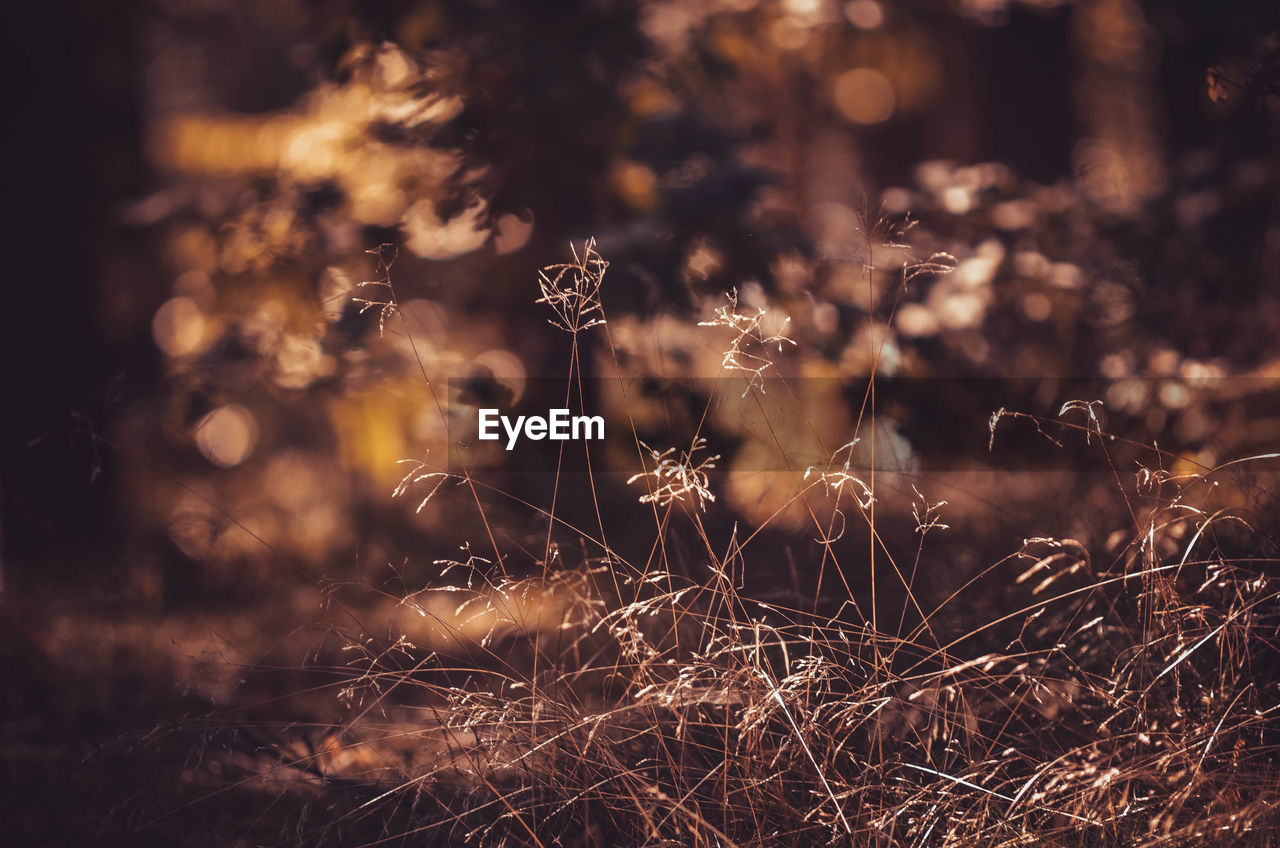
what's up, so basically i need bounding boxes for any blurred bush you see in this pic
[115,0,1280,601]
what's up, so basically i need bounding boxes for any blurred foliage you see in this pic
[110,0,1280,602]
[12,4,1280,846]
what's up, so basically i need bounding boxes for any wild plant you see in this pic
[231,237,1280,848]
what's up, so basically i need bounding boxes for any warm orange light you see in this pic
[833,68,895,125]
[195,404,259,468]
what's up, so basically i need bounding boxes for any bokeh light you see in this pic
[152,296,209,357]
[833,67,896,125]
[194,404,259,468]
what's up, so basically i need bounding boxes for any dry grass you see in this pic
[219,237,1280,848]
